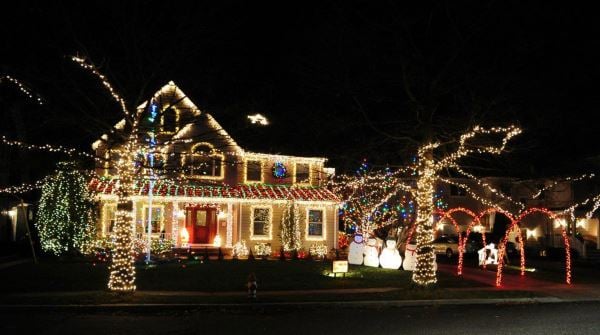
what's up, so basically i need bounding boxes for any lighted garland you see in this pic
[35,163,97,256]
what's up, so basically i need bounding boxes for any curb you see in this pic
[3,296,599,312]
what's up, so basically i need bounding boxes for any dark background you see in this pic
[2,0,600,187]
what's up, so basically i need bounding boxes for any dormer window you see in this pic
[246,160,262,183]
[186,143,224,179]
[295,163,310,184]
[161,107,178,133]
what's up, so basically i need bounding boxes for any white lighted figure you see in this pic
[403,243,417,271]
[379,239,402,270]
[363,238,380,268]
[180,227,189,247]
[478,243,498,266]
[247,113,269,125]
[348,233,365,265]
[213,234,222,247]
[403,243,437,272]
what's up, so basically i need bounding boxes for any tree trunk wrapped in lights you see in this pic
[108,138,138,292]
[412,155,437,285]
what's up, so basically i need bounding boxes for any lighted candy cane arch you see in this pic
[435,208,480,275]
[495,207,571,286]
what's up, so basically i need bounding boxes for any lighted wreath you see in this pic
[272,162,288,179]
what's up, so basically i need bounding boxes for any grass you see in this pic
[0,258,550,305]
[0,258,484,294]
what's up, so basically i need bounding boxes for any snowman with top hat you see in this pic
[348,233,365,265]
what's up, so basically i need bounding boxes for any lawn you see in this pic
[0,258,547,305]
[0,258,485,293]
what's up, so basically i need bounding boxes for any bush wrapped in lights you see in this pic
[254,242,272,258]
[309,243,328,259]
[232,240,249,258]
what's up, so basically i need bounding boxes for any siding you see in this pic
[240,203,336,253]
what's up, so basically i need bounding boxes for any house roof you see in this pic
[89,178,339,202]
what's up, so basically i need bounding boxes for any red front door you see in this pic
[186,207,217,244]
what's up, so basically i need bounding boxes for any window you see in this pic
[190,155,222,177]
[246,160,262,182]
[295,163,310,184]
[187,143,223,178]
[450,185,466,197]
[162,108,178,133]
[252,207,271,238]
[143,206,163,233]
[105,205,116,234]
[196,211,207,226]
[307,209,324,237]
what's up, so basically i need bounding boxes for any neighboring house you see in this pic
[90,82,339,252]
[435,177,600,250]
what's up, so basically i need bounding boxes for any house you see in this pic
[90,82,339,254]
[435,177,600,252]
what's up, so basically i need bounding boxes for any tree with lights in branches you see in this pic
[331,126,523,286]
[1,60,146,291]
[2,58,267,292]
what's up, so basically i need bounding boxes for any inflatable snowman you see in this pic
[348,234,365,265]
[379,239,402,270]
[363,238,380,267]
[402,243,437,272]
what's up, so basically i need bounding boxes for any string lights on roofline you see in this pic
[0,75,44,105]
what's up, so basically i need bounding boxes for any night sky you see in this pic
[2,1,600,186]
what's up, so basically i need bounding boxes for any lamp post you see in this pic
[10,195,37,264]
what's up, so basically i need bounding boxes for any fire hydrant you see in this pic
[247,272,257,299]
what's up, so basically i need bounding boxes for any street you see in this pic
[1,301,598,335]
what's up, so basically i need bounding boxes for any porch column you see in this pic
[333,204,339,250]
[226,202,233,247]
[597,218,599,250]
[172,201,180,247]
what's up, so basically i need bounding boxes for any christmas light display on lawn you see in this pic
[332,126,522,286]
[434,206,573,286]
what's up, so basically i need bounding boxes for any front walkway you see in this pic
[437,263,600,300]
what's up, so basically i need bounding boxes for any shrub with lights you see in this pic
[36,162,97,256]
[280,200,301,252]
